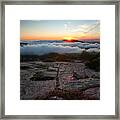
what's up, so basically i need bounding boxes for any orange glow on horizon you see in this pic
[20,36,63,41]
[21,36,100,41]
[21,33,100,41]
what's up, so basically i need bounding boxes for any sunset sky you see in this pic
[20,20,100,41]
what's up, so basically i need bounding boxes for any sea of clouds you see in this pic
[20,41,100,55]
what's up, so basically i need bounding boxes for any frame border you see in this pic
[0,0,119,119]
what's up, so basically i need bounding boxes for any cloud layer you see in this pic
[21,40,100,55]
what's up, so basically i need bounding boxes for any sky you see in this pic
[20,20,100,41]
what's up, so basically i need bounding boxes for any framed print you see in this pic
[0,0,119,119]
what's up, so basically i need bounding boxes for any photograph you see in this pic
[20,20,100,100]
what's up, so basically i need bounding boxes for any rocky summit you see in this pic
[20,61,100,100]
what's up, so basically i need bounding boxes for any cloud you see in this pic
[86,48,100,52]
[64,21,100,35]
[21,41,100,55]
[21,43,83,55]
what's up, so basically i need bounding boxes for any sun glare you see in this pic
[64,36,73,40]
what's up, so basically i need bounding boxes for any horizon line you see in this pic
[20,39,100,41]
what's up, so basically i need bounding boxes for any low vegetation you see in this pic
[21,51,100,72]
